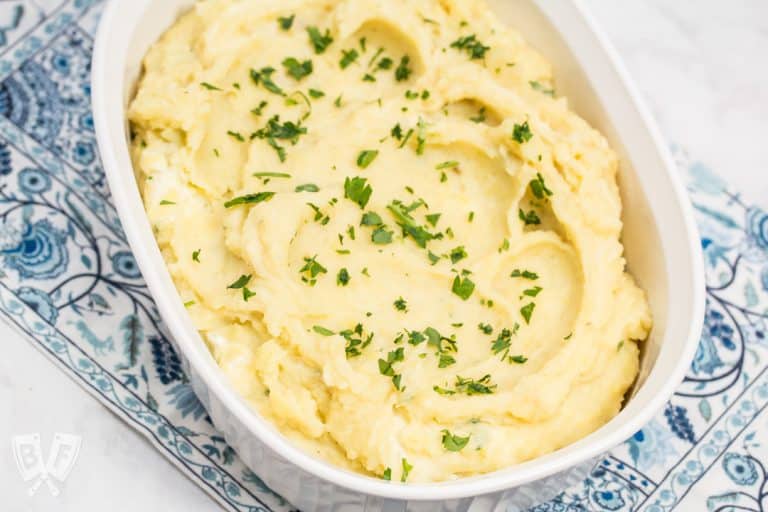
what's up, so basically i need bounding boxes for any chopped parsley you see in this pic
[436,161,459,170]
[307,203,330,225]
[520,302,536,324]
[449,246,468,264]
[441,430,470,452]
[192,249,201,263]
[344,177,373,209]
[382,468,392,481]
[308,88,325,99]
[342,323,374,358]
[340,49,359,69]
[510,269,539,280]
[617,340,625,351]
[200,82,222,91]
[361,211,383,226]
[371,226,394,244]
[252,115,307,162]
[395,56,412,81]
[184,300,195,308]
[518,208,541,225]
[224,192,275,208]
[478,323,493,335]
[282,57,313,80]
[159,200,176,206]
[512,121,533,143]
[387,200,436,248]
[529,80,555,96]
[250,67,285,96]
[470,106,487,123]
[529,173,553,199]
[356,150,379,169]
[451,274,475,300]
[450,34,490,60]
[307,26,333,54]
[523,286,542,297]
[435,374,496,396]
[227,130,245,142]
[491,325,519,358]
[312,325,335,336]
[394,297,408,312]
[299,255,327,285]
[401,458,413,482]
[334,95,343,107]
[251,100,269,116]
[499,238,510,252]
[337,268,350,286]
[425,213,441,227]
[378,347,405,390]
[295,183,319,193]
[416,117,427,155]
[228,274,252,290]
[509,354,528,364]
[253,172,291,179]
[391,123,404,140]
[278,14,295,30]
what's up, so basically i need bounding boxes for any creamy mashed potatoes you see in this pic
[129,0,652,483]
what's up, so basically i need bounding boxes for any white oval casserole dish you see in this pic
[92,0,706,510]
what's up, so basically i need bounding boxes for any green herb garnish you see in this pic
[224,192,275,208]
[395,56,412,81]
[313,325,335,336]
[250,67,285,96]
[357,150,379,169]
[520,303,536,324]
[307,26,333,54]
[308,89,325,99]
[441,430,470,452]
[523,286,542,297]
[512,121,533,143]
[282,57,313,80]
[452,275,475,300]
[344,177,373,209]
[529,80,555,97]
[518,209,541,225]
[228,274,252,289]
[340,49,359,69]
[449,246,467,264]
[337,268,350,286]
[394,297,408,312]
[436,161,459,170]
[510,269,538,280]
[278,14,295,30]
[529,173,553,199]
[200,82,222,91]
[450,34,490,60]
[299,255,327,285]
[295,183,319,193]
[192,249,201,263]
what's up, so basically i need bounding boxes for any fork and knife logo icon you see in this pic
[12,433,81,496]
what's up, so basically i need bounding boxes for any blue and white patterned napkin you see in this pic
[0,2,766,511]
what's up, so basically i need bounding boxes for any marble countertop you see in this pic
[2,1,767,510]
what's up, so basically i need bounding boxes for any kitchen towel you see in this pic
[0,1,766,510]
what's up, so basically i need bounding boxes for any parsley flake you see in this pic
[307,26,333,54]
[278,14,295,30]
[224,192,275,208]
[395,56,412,81]
[450,34,490,60]
[520,302,536,324]
[510,269,539,280]
[282,57,313,80]
[356,150,379,169]
[340,49,359,69]
[529,173,553,199]
[441,430,470,452]
[394,297,408,312]
[299,255,327,285]
[512,121,533,143]
[518,208,541,225]
[295,183,319,193]
[337,268,350,286]
[344,177,373,209]
[452,275,475,300]
[250,67,285,96]
[192,249,201,263]
[200,82,222,91]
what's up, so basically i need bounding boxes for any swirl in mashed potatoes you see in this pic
[129,0,652,483]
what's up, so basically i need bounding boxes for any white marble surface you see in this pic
[1,1,767,510]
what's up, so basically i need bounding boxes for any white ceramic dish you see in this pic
[92,0,706,510]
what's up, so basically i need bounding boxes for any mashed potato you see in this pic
[129,0,652,483]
